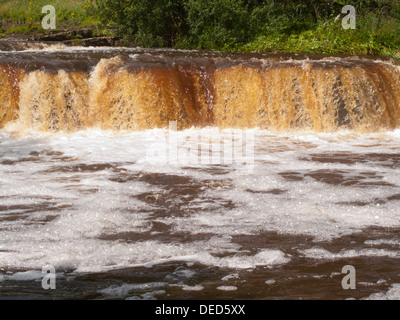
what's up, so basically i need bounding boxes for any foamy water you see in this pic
[1,128,400,299]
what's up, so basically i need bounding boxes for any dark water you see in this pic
[3,230,400,300]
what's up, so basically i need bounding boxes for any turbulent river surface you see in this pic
[1,43,400,300]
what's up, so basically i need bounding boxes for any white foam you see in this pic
[6,270,42,281]
[173,268,196,279]
[0,237,290,273]
[2,129,400,274]
[222,273,239,281]
[181,285,204,291]
[99,282,167,297]
[364,239,400,247]
[208,249,290,269]
[363,284,400,300]
[299,247,400,260]
[126,290,166,300]
[217,286,237,291]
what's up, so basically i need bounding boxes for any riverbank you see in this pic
[1,0,399,61]
[0,0,103,47]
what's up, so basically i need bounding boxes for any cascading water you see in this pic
[1,45,400,300]
[2,49,400,133]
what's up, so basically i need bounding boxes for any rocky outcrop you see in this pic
[32,29,118,46]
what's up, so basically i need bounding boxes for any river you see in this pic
[1,44,400,300]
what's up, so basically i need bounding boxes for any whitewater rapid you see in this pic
[1,128,400,299]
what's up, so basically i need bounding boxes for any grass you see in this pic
[0,0,99,32]
[239,13,400,60]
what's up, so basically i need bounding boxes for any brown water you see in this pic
[1,45,400,300]
[1,46,400,133]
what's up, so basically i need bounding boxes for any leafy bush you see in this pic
[93,0,400,58]
[184,0,250,49]
[97,0,188,47]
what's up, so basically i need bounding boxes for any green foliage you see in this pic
[5,24,41,35]
[1,0,400,59]
[249,1,316,36]
[184,0,250,49]
[242,0,400,59]
[94,0,399,58]
[96,0,188,47]
[0,0,99,30]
